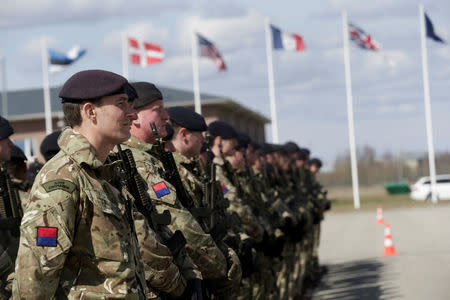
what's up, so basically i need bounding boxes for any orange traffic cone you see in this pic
[382,224,398,256]
[376,206,384,224]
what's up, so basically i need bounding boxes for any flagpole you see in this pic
[122,32,129,79]
[0,50,8,118]
[419,4,438,203]
[191,32,201,114]
[41,37,52,134]
[264,18,279,143]
[342,11,361,210]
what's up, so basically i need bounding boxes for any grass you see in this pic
[326,185,450,212]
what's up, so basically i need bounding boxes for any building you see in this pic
[1,85,269,161]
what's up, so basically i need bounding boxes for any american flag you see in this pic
[128,37,164,67]
[348,22,381,51]
[197,33,226,71]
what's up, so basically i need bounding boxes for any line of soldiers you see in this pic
[0,69,330,300]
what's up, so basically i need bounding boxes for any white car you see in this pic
[410,174,450,201]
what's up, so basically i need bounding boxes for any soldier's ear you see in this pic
[81,102,96,122]
[178,127,187,138]
[132,111,141,127]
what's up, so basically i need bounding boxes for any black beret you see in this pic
[309,158,322,168]
[207,121,238,139]
[40,131,62,162]
[163,123,174,141]
[258,143,276,155]
[132,82,163,109]
[283,141,300,154]
[300,148,310,156]
[298,148,309,161]
[59,70,137,103]
[250,141,260,150]
[0,116,13,140]
[168,106,207,132]
[10,145,27,162]
[236,133,251,150]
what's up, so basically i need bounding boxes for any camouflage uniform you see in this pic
[12,128,147,299]
[213,156,263,244]
[122,136,225,282]
[133,211,193,299]
[173,152,242,299]
[213,156,264,300]
[0,177,27,298]
[235,167,280,300]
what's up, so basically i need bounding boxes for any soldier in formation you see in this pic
[1,73,330,300]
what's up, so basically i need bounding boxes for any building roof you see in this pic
[1,85,269,123]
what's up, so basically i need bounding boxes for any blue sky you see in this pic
[1,0,450,170]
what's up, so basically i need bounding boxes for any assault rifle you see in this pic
[0,162,22,236]
[148,125,205,300]
[197,133,231,242]
[112,145,186,257]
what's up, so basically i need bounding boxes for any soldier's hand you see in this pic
[226,247,242,284]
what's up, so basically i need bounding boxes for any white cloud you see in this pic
[366,50,411,70]
[177,10,265,53]
[377,103,416,114]
[436,46,450,60]
[0,0,188,28]
[102,22,170,58]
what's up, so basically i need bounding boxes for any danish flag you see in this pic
[128,37,164,67]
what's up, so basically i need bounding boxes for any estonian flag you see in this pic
[48,45,86,73]
[270,24,305,52]
[425,13,445,43]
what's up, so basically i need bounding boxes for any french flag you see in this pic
[270,24,305,52]
[48,45,86,73]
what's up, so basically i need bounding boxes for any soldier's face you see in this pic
[134,100,169,140]
[93,93,137,144]
[232,150,245,168]
[310,164,319,174]
[246,146,256,165]
[185,130,205,157]
[221,138,237,157]
[0,137,13,161]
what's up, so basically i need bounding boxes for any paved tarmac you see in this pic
[313,204,450,300]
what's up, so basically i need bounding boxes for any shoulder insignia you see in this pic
[42,179,76,193]
[37,227,58,247]
[221,184,229,195]
[152,181,170,198]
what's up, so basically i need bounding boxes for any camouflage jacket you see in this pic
[172,152,242,288]
[213,156,263,244]
[122,136,226,280]
[12,128,147,299]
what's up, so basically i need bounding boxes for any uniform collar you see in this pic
[213,156,225,166]
[173,151,192,164]
[58,127,104,169]
[123,135,154,152]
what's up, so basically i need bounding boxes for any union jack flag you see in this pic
[348,22,381,51]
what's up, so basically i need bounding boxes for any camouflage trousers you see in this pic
[251,252,278,300]
[237,277,252,300]
[276,241,296,300]
[301,226,314,283]
[311,223,321,272]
